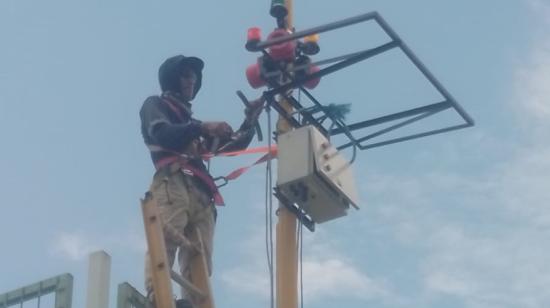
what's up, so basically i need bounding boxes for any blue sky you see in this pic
[1,1,550,307]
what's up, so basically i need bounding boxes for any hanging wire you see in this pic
[265,102,275,308]
[335,122,358,165]
[264,151,273,304]
[296,89,305,308]
[264,110,271,307]
[297,218,304,308]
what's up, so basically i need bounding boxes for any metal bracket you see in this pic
[236,90,263,142]
[249,11,474,151]
[273,187,315,232]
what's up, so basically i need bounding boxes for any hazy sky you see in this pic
[1,1,550,307]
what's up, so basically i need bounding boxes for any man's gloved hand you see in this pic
[200,121,234,140]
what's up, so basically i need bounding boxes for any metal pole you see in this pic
[275,0,298,307]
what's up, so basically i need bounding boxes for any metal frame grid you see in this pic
[0,274,73,308]
[250,11,474,151]
[116,282,151,308]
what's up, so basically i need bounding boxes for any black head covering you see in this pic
[158,55,204,99]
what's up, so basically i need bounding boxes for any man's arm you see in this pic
[152,122,202,152]
[140,96,202,152]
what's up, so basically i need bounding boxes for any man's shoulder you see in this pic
[143,95,162,105]
[140,95,164,112]
[140,95,171,123]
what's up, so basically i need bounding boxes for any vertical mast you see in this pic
[275,0,298,307]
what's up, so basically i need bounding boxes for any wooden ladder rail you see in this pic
[141,192,215,308]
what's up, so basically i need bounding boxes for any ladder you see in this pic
[141,192,215,308]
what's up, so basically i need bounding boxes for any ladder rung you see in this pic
[164,223,202,255]
[170,270,206,300]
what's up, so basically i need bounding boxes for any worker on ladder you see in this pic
[140,54,263,307]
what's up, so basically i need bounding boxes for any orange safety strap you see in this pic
[202,145,278,159]
[207,145,278,184]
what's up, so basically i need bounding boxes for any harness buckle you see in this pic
[213,176,228,188]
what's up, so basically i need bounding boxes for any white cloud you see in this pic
[515,0,550,122]
[49,229,146,262]
[50,232,98,261]
[389,5,550,304]
[302,258,387,300]
[220,229,273,300]
[527,0,550,19]
[422,224,550,308]
[220,226,389,303]
[360,141,550,308]
[221,265,270,297]
[515,42,550,119]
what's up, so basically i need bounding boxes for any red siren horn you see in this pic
[304,65,321,89]
[267,29,296,61]
[246,62,266,89]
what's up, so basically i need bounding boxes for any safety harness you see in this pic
[148,96,277,206]
[154,154,226,206]
[148,96,226,206]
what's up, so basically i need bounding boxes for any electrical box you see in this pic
[277,125,359,224]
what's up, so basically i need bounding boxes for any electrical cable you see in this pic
[265,143,272,286]
[297,89,305,308]
[299,219,304,308]
[337,123,358,165]
[265,102,275,308]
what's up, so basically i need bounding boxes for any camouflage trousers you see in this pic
[145,164,216,302]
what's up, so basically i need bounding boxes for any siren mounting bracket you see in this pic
[247,11,474,151]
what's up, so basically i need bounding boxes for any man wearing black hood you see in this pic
[140,55,263,306]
